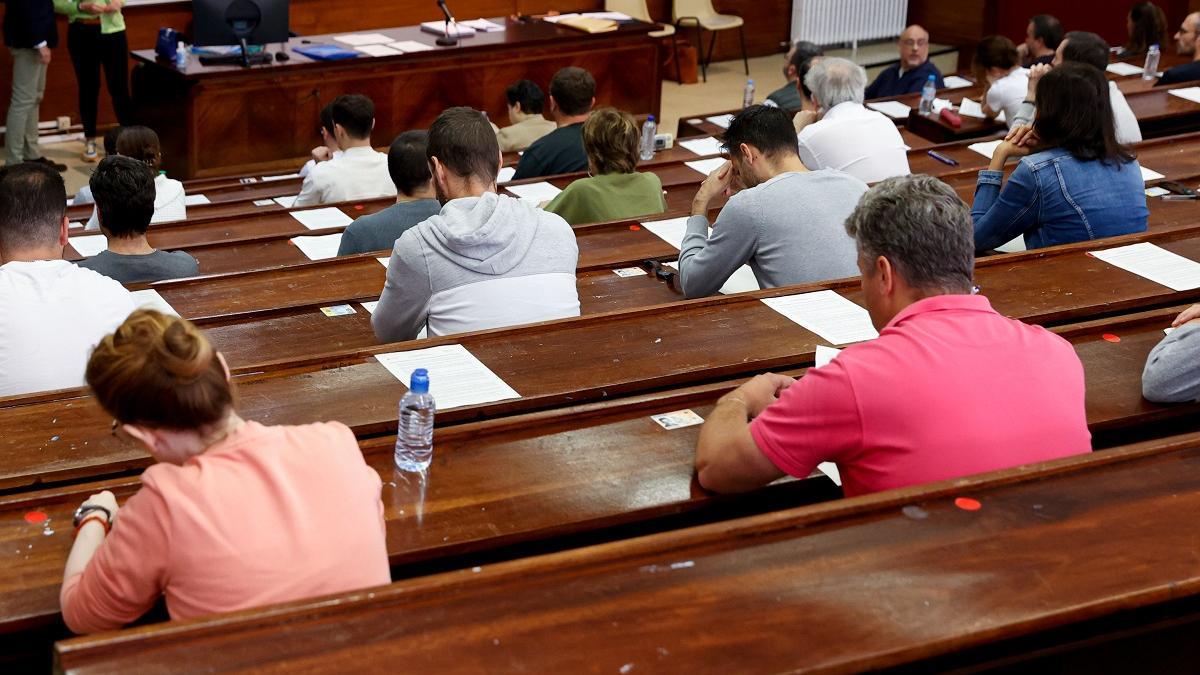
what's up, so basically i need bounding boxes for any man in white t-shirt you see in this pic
[1010,31,1142,145]
[0,163,135,397]
[793,57,911,184]
[293,94,396,208]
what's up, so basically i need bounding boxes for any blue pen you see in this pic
[927,150,959,166]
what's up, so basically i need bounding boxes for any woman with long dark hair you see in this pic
[1120,2,1169,57]
[972,62,1148,253]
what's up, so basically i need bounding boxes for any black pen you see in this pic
[927,150,958,166]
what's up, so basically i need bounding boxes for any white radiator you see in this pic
[791,0,909,47]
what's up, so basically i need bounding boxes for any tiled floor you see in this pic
[43,44,957,193]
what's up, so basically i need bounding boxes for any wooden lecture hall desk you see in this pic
[130,17,661,179]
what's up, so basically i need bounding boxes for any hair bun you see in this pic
[157,320,214,380]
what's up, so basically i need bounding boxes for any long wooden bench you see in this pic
[0,303,1194,646]
[8,221,1200,492]
[51,430,1200,673]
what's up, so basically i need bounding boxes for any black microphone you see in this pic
[435,0,458,46]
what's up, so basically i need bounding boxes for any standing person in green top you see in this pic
[543,107,666,226]
[54,0,133,162]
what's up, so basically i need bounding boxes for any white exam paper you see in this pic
[357,44,404,57]
[506,182,562,204]
[459,18,505,32]
[817,462,842,486]
[261,173,302,183]
[391,40,434,52]
[968,139,1004,159]
[1140,165,1166,182]
[1106,62,1145,76]
[706,114,735,129]
[377,257,390,268]
[360,300,379,314]
[959,98,1004,121]
[866,100,912,119]
[184,194,210,206]
[685,158,727,177]
[290,207,353,230]
[497,166,517,183]
[942,75,973,89]
[641,217,690,249]
[1168,87,1200,105]
[814,345,841,369]
[130,289,180,317]
[760,290,879,345]
[678,137,724,157]
[375,344,520,410]
[68,235,106,257]
[274,195,298,208]
[334,33,395,46]
[290,233,344,260]
[1090,242,1200,291]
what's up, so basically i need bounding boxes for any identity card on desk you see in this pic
[375,344,520,410]
[760,290,879,345]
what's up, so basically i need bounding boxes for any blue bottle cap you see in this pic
[409,368,430,394]
[927,74,936,80]
[647,115,655,122]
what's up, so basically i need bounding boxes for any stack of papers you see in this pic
[543,12,631,23]
[967,139,1004,159]
[1106,62,1145,76]
[68,235,106,257]
[375,344,520,410]
[866,101,912,119]
[290,233,344,260]
[706,114,735,129]
[290,207,353,230]
[459,18,505,32]
[334,33,394,46]
[1090,242,1200,291]
[261,173,302,183]
[1168,87,1200,104]
[685,158,727,177]
[942,75,973,89]
[678,137,724,157]
[420,21,475,37]
[506,182,562,204]
[760,290,879,345]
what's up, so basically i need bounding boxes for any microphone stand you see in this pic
[436,0,459,46]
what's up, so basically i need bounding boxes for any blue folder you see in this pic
[294,44,360,61]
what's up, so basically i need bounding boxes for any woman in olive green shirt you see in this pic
[53,0,132,162]
[544,107,667,226]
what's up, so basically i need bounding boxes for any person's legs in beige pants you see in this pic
[6,48,47,164]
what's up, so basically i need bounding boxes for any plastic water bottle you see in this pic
[174,41,189,70]
[394,369,435,472]
[742,79,755,108]
[639,115,657,161]
[919,74,937,115]
[1143,44,1160,80]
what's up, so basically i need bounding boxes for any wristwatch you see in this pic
[73,503,113,528]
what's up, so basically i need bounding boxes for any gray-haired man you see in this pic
[793,57,910,183]
[693,175,1090,497]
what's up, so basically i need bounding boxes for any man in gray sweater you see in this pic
[1143,304,1200,403]
[679,105,867,299]
[372,107,580,343]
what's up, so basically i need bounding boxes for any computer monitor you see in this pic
[193,0,290,48]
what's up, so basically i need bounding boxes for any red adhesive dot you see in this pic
[354,204,364,211]
[954,497,982,512]
[629,225,641,231]
[1102,333,1121,343]
[24,511,48,524]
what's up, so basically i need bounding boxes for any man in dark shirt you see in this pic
[1018,14,1062,67]
[766,41,823,110]
[512,67,594,180]
[77,156,199,283]
[864,25,944,99]
[1157,12,1200,86]
[338,130,441,256]
[4,0,66,170]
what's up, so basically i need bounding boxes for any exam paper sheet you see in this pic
[506,182,562,204]
[706,114,735,129]
[290,207,354,230]
[866,101,912,119]
[942,75,973,88]
[1105,62,1144,76]
[678,137,724,157]
[685,158,727,177]
[68,235,106,257]
[290,233,344,260]
[375,344,520,410]
[1090,242,1200,291]
[760,290,879,345]
[130,289,180,317]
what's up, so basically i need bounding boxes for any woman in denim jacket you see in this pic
[971,62,1148,253]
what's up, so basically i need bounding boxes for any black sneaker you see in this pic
[28,156,68,172]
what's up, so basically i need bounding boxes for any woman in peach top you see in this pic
[61,309,391,634]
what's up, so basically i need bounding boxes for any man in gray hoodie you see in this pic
[1143,303,1200,403]
[372,107,581,343]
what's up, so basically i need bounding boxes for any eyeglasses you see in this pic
[900,39,928,48]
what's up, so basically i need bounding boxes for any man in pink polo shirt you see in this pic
[693,174,1091,498]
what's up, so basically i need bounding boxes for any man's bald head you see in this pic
[1177,12,1200,57]
[898,24,930,70]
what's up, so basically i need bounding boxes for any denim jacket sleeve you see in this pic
[971,161,1040,253]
